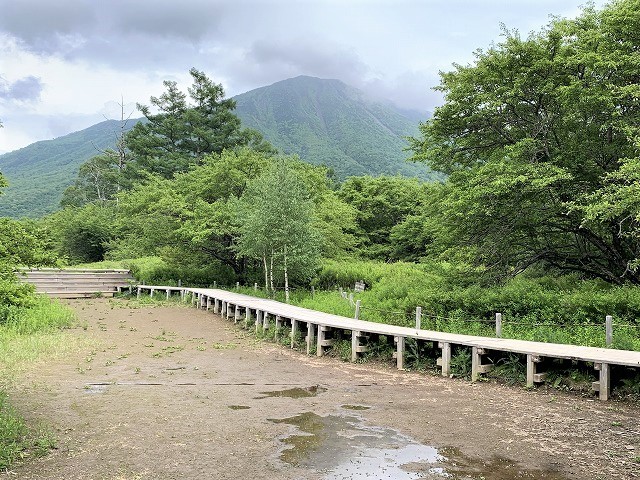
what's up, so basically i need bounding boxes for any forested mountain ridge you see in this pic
[234,76,435,180]
[0,119,138,218]
[0,76,434,218]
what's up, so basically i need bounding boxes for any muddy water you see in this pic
[257,385,327,399]
[269,412,568,480]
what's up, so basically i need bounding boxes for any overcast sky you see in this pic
[0,0,608,154]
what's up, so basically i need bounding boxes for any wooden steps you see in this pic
[17,268,134,299]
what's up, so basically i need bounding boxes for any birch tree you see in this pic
[236,157,321,301]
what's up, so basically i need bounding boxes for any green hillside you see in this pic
[0,76,436,219]
[0,120,138,218]
[234,76,436,180]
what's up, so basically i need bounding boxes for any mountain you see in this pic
[0,76,436,218]
[0,119,138,218]
[234,76,434,180]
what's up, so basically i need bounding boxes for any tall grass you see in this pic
[0,295,75,469]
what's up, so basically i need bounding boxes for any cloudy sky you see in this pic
[0,0,607,154]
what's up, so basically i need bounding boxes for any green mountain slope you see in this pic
[0,120,137,218]
[234,76,435,180]
[0,76,435,219]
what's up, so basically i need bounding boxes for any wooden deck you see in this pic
[137,285,640,401]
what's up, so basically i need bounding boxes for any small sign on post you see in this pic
[354,281,365,293]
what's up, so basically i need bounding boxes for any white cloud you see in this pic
[0,0,610,153]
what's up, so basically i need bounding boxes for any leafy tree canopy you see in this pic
[409,0,640,284]
[236,157,322,296]
[338,176,429,261]
[125,68,274,180]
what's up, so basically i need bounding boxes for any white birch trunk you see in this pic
[263,254,269,291]
[284,245,290,303]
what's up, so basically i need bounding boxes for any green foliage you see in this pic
[0,296,74,334]
[404,338,435,371]
[312,259,640,349]
[44,203,116,264]
[450,348,472,379]
[337,176,430,260]
[0,218,58,272]
[236,157,322,291]
[487,354,526,386]
[409,0,640,284]
[0,217,58,314]
[126,68,272,181]
[60,153,129,207]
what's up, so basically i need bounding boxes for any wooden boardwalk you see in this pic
[137,285,640,401]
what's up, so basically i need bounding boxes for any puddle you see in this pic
[228,405,251,410]
[341,404,370,411]
[442,447,567,480]
[257,385,327,399]
[269,412,568,480]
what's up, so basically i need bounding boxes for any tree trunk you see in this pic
[269,250,275,294]
[262,254,269,292]
[283,245,289,303]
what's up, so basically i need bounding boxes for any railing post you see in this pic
[606,315,613,346]
[354,300,361,320]
[496,312,502,338]
[415,306,422,330]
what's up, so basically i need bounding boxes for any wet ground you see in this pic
[3,299,639,480]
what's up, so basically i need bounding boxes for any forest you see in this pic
[2,0,640,356]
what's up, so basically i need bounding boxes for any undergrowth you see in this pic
[0,295,74,470]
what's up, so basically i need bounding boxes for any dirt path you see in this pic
[3,299,639,480]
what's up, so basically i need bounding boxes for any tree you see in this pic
[0,217,58,311]
[62,98,134,208]
[409,0,640,284]
[45,204,117,264]
[338,176,428,260]
[126,68,274,180]
[60,154,124,207]
[236,157,321,301]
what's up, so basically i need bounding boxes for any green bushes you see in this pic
[73,256,234,287]
[313,259,640,349]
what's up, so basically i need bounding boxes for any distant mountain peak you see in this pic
[233,76,436,181]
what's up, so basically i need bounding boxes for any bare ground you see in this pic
[2,298,639,480]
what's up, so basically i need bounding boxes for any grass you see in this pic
[0,295,76,470]
[0,391,55,470]
[0,296,76,375]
